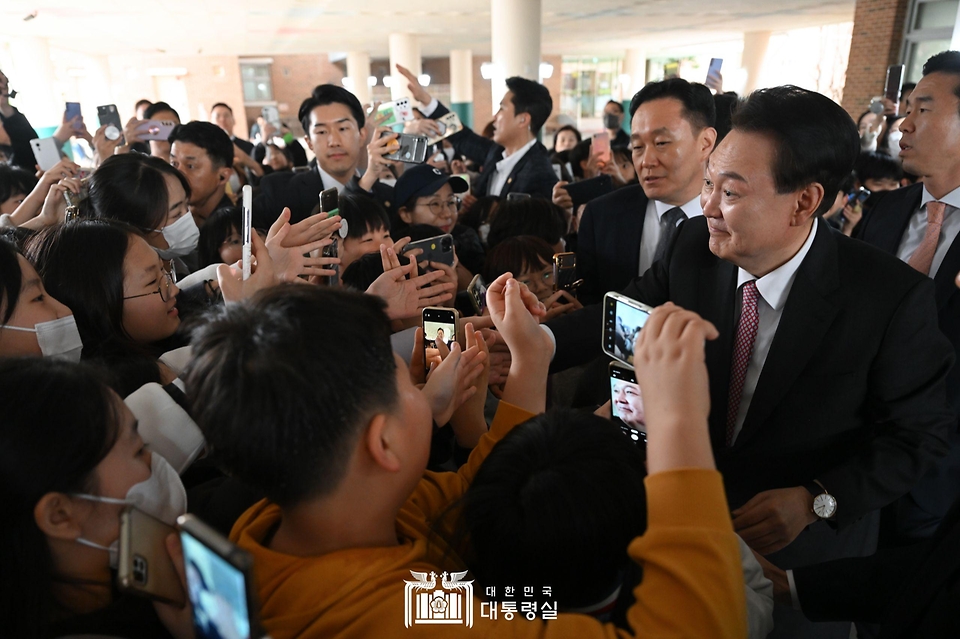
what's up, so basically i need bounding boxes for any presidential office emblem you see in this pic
[404,570,474,628]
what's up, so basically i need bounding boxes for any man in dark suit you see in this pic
[396,65,558,200]
[211,102,255,156]
[253,85,394,228]
[856,51,960,543]
[570,79,717,304]
[546,86,954,638]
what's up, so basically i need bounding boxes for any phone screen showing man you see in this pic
[180,531,253,639]
[610,368,647,445]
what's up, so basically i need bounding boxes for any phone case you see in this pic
[118,507,185,606]
[427,112,464,144]
[30,138,61,172]
[602,292,654,367]
[137,120,177,141]
[402,234,455,268]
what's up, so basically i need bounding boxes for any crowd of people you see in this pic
[1,42,960,639]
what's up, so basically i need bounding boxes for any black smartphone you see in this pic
[506,192,531,201]
[97,104,125,144]
[320,188,341,285]
[552,252,580,295]
[178,514,264,639]
[884,64,905,115]
[422,306,459,369]
[402,233,455,270]
[118,507,185,606]
[602,292,654,368]
[609,362,647,446]
[468,273,487,314]
[564,174,614,208]
[382,132,429,163]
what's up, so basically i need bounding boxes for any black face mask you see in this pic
[603,113,621,130]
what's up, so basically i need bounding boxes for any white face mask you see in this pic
[227,172,242,196]
[73,452,187,568]
[154,213,200,260]
[2,315,83,362]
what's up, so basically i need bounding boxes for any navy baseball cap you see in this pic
[394,165,468,207]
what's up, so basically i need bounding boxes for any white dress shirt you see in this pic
[638,195,704,275]
[487,138,537,197]
[729,218,819,443]
[896,184,960,278]
[317,165,353,195]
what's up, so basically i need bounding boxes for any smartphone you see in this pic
[320,188,341,285]
[427,111,464,144]
[178,514,264,639]
[602,292,654,368]
[118,506,185,606]
[422,306,459,363]
[846,187,871,207]
[884,64,905,115]
[552,252,581,296]
[706,58,723,84]
[609,362,647,445]
[564,174,614,208]
[97,104,125,144]
[506,192,531,201]
[591,132,611,165]
[468,273,488,314]
[65,102,82,130]
[30,137,61,172]
[402,233,456,269]
[382,132,429,163]
[377,98,414,128]
[260,105,281,129]
[136,120,178,141]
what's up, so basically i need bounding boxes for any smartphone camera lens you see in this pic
[133,555,148,585]
[441,237,452,251]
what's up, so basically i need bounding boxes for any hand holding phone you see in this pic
[602,292,653,367]
[884,64,905,116]
[401,233,455,270]
[118,507,186,606]
[422,306,459,372]
[564,174,614,208]
[381,131,429,163]
[319,188,343,285]
[65,102,82,130]
[552,252,580,296]
[591,132,611,165]
[609,362,647,445]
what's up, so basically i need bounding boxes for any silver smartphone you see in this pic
[602,292,653,368]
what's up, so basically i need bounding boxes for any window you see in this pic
[903,0,958,82]
[240,63,273,103]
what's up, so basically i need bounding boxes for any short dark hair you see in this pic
[0,235,23,325]
[300,85,366,134]
[486,198,567,249]
[900,81,917,100]
[168,121,234,169]
[341,251,386,292]
[855,151,903,184]
[713,92,738,143]
[143,101,180,122]
[87,154,192,232]
[505,77,553,135]
[551,124,582,152]
[461,409,647,608]
[731,85,859,216]
[481,235,554,284]
[184,285,399,507]
[0,164,36,206]
[922,51,960,115]
[605,99,624,113]
[210,102,233,114]
[568,139,592,179]
[135,99,153,111]
[337,193,390,239]
[629,78,716,132]
[197,206,241,268]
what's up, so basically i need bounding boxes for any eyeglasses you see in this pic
[123,270,175,303]
[419,197,461,216]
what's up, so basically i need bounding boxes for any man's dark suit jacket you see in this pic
[576,184,649,304]
[794,495,960,638]
[430,102,558,200]
[548,216,954,530]
[252,164,395,228]
[856,182,960,536]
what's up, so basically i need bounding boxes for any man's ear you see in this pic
[34,492,85,541]
[699,126,718,154]
[219,167,233,183]
[793,183,824,226]
[364,413,401,473]
[303,135,314,155]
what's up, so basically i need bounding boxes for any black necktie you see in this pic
[653,207,686,264]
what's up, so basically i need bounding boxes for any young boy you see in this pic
[184,278,746,638]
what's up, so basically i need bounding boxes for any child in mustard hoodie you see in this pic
[185,275,747,638]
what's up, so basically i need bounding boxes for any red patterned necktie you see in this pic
[726,280,760,446]
[907,201,946,276]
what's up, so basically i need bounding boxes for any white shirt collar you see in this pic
[737,218,819,311]
[496,138,537,174]
[653,195,703,221]
[316,164,358,194]
[920,184,960,210]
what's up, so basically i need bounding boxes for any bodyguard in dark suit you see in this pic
[856,51,960,542]
[396,65,558,200]
[574,79,717,304]
[546,86,954,638]
[253,85,395,228]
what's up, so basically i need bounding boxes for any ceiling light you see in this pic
[367,75,377,87]
[418,74,431,87]
[383,76,395,88]
[539,63,554,79]
[341,77,355,90]
[480,62,497,80]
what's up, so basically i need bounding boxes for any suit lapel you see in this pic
[870,185,922,255]
[616,187,647,277]
[704,259,738,450]
[934,231,960,311]
[735,222,841,446]
[500,143,540,196]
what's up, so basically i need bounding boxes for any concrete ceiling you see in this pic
[0,0,855,58]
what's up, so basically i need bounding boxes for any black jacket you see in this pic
[430,102,558,200]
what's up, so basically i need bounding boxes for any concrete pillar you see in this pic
[388,33,422,102]
[621,48,647,118]
[490,0,542,113]
[346,51,372,106]
[742,31,772,95]
[5,37,61,131]
[450,49,474,127]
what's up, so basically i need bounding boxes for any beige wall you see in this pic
[244,55,344,139]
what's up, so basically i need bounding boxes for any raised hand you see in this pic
[217,230,279,303]
[395,63,433,105]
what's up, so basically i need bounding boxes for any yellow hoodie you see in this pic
[231,402,747,638]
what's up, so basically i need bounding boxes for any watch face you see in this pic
[813,494,837,519]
